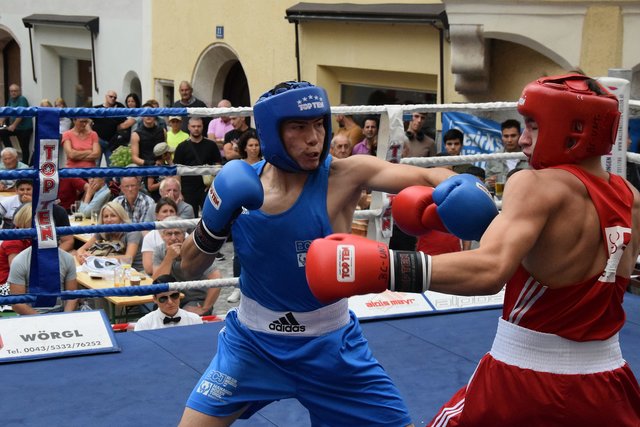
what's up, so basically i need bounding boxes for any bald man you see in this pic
[207,99,235,151]
[172,81,210,132]
[330,134,352,159]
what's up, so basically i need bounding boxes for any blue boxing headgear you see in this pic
[253,81,332,173]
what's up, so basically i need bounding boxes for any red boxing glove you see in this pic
[306,233,431,303]
[306,234,390,303]
[392,186,448,236]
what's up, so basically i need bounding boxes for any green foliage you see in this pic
[110,146,132,167]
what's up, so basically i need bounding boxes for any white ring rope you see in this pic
[168,278,239,291]
[186,101,520,118]
[176,165,222,176]
[353,209,383,220]
[627,152,640,164]
[401,152,527,167]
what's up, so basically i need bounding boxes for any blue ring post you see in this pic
[30,107,62,307]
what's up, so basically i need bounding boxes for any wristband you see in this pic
[192,220,228,255]
[389,250,431,293]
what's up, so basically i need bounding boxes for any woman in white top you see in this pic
[141,198,179,275]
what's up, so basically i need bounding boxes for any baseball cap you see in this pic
[168,116,183,122]
[153,142,175,157]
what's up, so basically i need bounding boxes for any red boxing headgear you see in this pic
[517,73,620,169]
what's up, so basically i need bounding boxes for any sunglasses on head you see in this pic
[157,292,180,303]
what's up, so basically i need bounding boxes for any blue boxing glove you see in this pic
[393,175,497,242]
[431,174,498,241]
[193,160,264,254]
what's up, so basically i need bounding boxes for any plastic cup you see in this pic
[129,274,141,286]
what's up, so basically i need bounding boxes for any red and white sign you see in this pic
[349,288,505,320]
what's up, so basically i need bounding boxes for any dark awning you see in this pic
[22,14,99,33]
[22,14,99,91]
[286,3,448,28]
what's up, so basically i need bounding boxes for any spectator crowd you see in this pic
[0,80,549,329]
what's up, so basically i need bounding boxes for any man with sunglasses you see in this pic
[134,274,202,331]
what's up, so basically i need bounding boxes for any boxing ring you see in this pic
[1,76,640,425]
[1,295,638,426]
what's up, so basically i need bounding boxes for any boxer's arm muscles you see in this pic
[180,234,217,279]
[429,170,551,295]
[336,155,455,194]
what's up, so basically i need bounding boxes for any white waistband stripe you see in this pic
[490,318,625,374]
[237,294,350,336]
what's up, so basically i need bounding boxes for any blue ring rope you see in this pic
[4,106,220,305]
[0,219,198,240]
[0,165,179,180]
[0,106,188,118]
[1,283,171,304]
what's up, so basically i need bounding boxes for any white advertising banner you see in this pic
[0,310,120,363]
[349,288,505,320]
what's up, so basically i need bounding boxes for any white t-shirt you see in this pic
[0,195,23,227]
[141,230,163,253]
[134,307,202,331]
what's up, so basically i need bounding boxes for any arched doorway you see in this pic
[192,43,251,108]
[0,28,20,105]
[223,61,250,108]
[123,71,142,102]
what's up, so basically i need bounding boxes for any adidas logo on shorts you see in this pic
[269,312,306,333]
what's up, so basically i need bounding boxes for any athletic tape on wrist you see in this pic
[193,220,228,255]
[388,250,431,293]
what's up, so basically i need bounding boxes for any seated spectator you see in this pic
[158,177,194,220]
[113,176,156,223]
[0,180,74,251]
[0,147,29,191]
[0,203,33,300]
[79,177,112,218]
[10,245,79,315]
[134,274,203,331]
[146,142,175,201]
[237,130,262,165]
[0,179,33,229]
[58,177,88,213]
[166,116,189,152]
[329,134,352,159]
[62,118,101,168]
[152,218,221,316]
[130,102,166,166]
[141,198,179,275]
[76,201,143,271]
